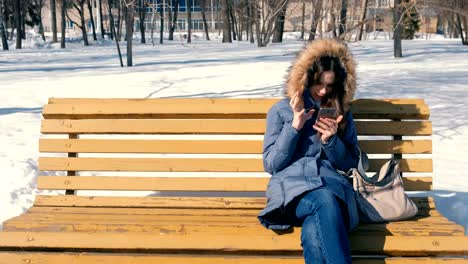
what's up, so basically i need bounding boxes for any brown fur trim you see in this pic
[285,39,357,112]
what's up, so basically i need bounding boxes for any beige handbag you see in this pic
[353,150,418,223]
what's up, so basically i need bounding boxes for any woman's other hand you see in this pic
[313,115,344,144]
[290,91,315,131]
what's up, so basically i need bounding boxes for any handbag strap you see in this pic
[356,148,398,185]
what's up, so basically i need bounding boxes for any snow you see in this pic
[1,33,467,234]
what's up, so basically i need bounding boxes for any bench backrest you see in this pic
[36,98,432,209]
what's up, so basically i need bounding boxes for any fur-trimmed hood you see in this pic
[285,39,357,112]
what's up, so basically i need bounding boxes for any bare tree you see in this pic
[228,0,237,40]
[456,13,467,45]
[51,0,58,42]
[221,0,231,42]
[87,0,97,40]
[168,0,178,40]
[108,1,123,66]
[251,0,289,47]
[14,0,20,48]
[356,0,369,41]
[247,0,254,43]
[0,0,8,50]
[272,1,287,42]
[309,0,322,41]
[394,0,402,57]
[300,0,305,39]
[187,0,192,42]
[68,0,89,45]
[35,0,47,41]
[159,0,163,44]
[60,0,67,48]
[338,0,347,36]
[124,2,135,66]
[98,0,105,38]
[200,0,210,40]
[138,0,146,43]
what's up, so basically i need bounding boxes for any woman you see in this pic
[258,39,360,263]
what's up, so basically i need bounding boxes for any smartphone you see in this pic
[316,107,337,121]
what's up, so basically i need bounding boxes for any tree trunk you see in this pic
[247,0,254,43]
[139,0,146,43]
[330,0,337,37]
[187,0,192,43]
[78,1,89,45]
[228,0,236,40]
[61,0,66,48]
[456,13,467,45]
[15,0,21,49]
[0,0,8,50]
[166,1,172,42]
[21,10,26,39]
[221,0,231,42]
[272,2,287,43]
[87,0,97,41]
[356,0,368,41]
[253,0,261,47]
[338,0,347,37]
[393,0,402,58]
[200,0,210,40]
[309,0,322,41]
[98,0,105,38]
[300,0,305,39]
[125,5,134,66]
[117,3,122,41]
[169,0,178,40]
[108,2,123,66]
[159,0,163,44]
[51,0,58,42]
[464,16,468,45]
[38,0,46,41]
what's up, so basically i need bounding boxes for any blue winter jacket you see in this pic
[258,91,360,231]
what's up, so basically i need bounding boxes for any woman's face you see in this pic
[309,71,335,102]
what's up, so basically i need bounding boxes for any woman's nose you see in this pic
[318,86,327,95]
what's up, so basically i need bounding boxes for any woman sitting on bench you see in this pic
[258,39,360,264]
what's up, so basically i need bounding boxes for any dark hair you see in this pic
[305,56,348,132]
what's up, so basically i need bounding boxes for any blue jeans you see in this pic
[286,187,352,264]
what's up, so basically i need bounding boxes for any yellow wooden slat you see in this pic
[43,100,276,119]
[369,159,433,173]
[359,140,432,154]
[32,196,434,209]
[350,99,430,120]
[41,119,432,135]
[39,139,432,154]
[354,121,432,136]
[36,176,432,191]
[0,232,467,256]
[39,139,264,154]
[1,252,467,264]
[41,119,266,134]
[38,157,263,172]
[38,157,433,173]
[44,98,429,120]
[48,98,425,105]
[24,204,436,217]
[4,217,462,237]
[33,195,266,208]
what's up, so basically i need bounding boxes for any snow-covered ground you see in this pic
[1,33,467,234]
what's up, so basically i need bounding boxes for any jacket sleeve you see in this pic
[262,105,300,175]
[321,111,359,172]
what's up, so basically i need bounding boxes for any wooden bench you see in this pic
[1,98,467,263]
